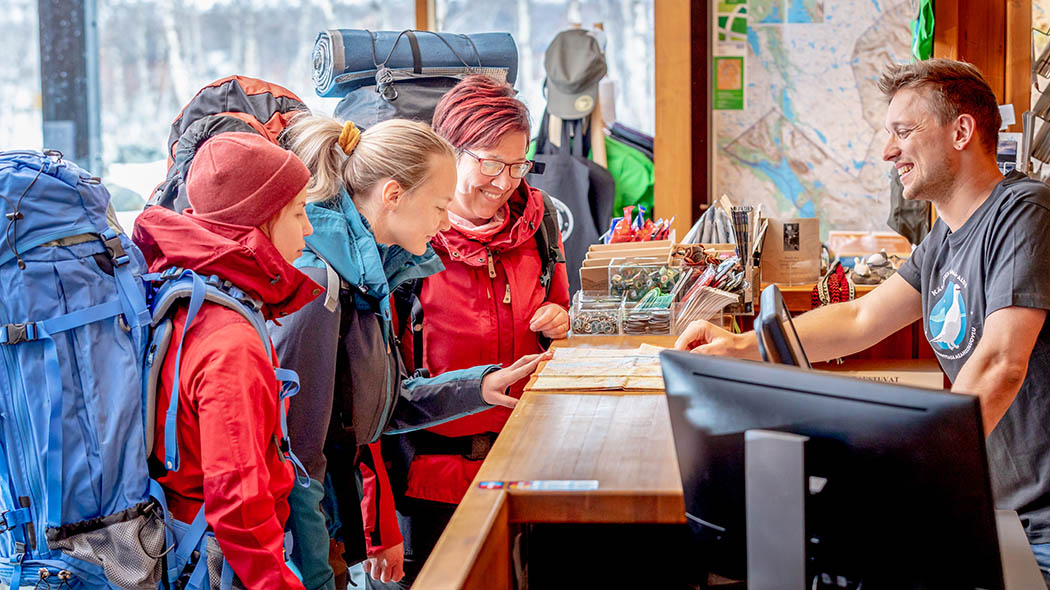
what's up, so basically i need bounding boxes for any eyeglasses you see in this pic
[461,149,534,179]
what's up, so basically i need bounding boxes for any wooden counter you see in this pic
[414,334,942,588]
[414,338,685,590]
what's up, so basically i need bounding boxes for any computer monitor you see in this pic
[755,284,810,368]
[660,351,1003,589]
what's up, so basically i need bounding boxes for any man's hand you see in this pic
[673,319,760,360]
[481,351,554,408]
[364,542,404,584]
[529,304,569,340]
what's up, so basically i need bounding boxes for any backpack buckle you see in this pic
[0,507,32,534]
[274,435,291,461]
[102,234,130,266]
[1,323,38,346]
[159,267,182,281]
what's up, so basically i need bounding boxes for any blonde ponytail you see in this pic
[284,114,454,204]
[282,114,346,202]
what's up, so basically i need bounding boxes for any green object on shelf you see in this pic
[912,0,934,61]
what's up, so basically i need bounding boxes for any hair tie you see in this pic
[338,121,361,155]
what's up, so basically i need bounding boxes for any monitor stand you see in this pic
[743,429,1043,590]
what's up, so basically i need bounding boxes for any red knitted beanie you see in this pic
[186,132,310,227]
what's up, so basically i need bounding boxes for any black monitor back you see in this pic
[660,350,1002,589]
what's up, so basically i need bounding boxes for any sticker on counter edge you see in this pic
[477,481,505,489]
[507,480,600,491]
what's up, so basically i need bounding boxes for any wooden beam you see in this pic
[933,0,959,61]
[1006,0,1032,132]
[654,0,700,235]
[934,0,1007,101]
[415,0,434,31]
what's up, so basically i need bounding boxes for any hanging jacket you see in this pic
[270,190,501,590]
[401,180,570,504]
[132,206,321,590]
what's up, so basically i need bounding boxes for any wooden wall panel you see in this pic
[1006,0,1033,132]
[935,0,1032,130]
[654,1,699,234]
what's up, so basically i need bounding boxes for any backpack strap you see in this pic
[535,189,566,300]
[0,285,141,529]
[392,280,426,375]
[148,269,310,486]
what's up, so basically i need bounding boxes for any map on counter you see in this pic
[714,0,913,239]
[531,346,667,391]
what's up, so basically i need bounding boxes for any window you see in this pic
[436,0,655,136]
[0,0,42,151]
[97,0,414,221]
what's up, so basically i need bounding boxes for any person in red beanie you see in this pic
[132,131,319,590]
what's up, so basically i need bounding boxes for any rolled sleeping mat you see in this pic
[312,29,518,98]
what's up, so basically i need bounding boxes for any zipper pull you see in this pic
[503,283,512,304]
[486,249,496,278]
[19,496,36,550]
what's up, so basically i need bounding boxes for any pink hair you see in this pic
[432,75,531,150]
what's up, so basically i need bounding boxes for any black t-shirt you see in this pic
[897,170,1050,542]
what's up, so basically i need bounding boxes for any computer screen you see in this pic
[660,351,1003,589]
[755,284,810,368]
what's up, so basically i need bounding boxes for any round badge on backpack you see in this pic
[549,195,575,241]
[574,95,594,114]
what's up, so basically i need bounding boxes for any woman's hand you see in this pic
[480,351,554,408]
[529,303,569,340]
[364,542,404,584]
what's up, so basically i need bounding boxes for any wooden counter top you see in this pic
[413,335,935,588]
[414,338,684,590]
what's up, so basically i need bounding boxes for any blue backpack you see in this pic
[0,150,306,589]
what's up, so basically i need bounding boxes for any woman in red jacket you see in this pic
[132,132,318,590]
[377,75,571,589]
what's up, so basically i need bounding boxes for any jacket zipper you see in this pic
[0,346,43,553]
[372,317,397,443]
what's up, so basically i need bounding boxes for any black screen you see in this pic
[660,351,1003,589]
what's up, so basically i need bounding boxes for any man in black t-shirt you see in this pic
[676,58,1050,583]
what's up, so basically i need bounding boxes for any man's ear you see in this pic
[953,114,978,151]
[380,179,404,210]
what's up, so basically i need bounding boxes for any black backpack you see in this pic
[148,76,309,212]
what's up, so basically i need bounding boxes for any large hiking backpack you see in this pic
[149,76,309,213]
[0,150,162,589]
[315,29,517,127]
[0,150,308,589]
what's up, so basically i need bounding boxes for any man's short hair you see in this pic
[878,59,1001,154]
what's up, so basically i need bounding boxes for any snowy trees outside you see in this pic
[1,0,653,213]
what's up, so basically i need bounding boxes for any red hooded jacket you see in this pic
[407,181,570,503]
[133,206,321,590]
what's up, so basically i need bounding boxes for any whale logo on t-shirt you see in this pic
[929,280,967,350]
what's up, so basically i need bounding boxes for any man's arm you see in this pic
[951,306,1047,436]
[675,273,923,363]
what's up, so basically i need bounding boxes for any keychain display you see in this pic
[610,264,680,301]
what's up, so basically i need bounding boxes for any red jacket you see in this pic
[407,181,570,503]
[133,206,320,590]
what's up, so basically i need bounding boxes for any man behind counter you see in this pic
[675,59,1050,584]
